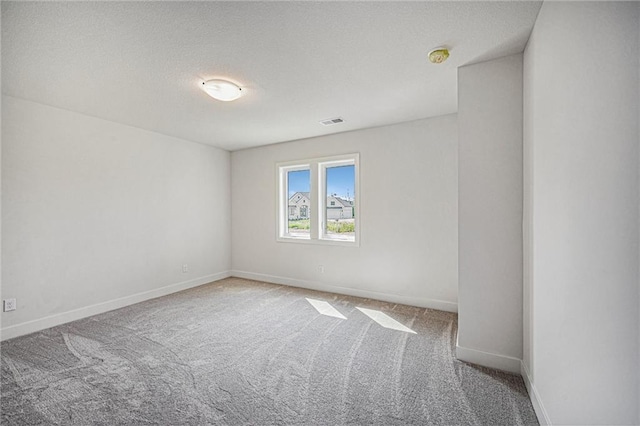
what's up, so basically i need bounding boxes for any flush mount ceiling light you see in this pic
[428,47,450,64]
[201,79,243,101]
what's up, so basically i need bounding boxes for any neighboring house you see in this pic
[327,195,354,220]
[288,192,310,220]
[288,193,354,220]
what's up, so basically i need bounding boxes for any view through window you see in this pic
[324,164,355,239]
[287,169,310,237]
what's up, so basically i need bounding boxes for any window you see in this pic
[283,167,310,238]
[321,161,356,241]
[277,153,359,245]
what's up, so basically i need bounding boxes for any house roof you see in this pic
[289,192,310,202]
[330,196,354,207]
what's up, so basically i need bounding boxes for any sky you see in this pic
[288,165,355,199]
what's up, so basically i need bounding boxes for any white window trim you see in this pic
[276,153,359,246]
[277,162,311,241]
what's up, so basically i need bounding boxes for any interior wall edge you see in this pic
[637,4,640,421]
[230,270,458,313]
[520,361,552,426]
[0,271,231,342]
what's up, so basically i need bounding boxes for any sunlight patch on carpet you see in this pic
[305,298,347,319]
[356,307,416,334]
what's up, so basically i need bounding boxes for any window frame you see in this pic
[278,163,311,240]
[276,153,359,246]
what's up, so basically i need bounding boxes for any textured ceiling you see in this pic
[2,2,541,151]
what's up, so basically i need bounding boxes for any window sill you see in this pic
[276,236,359,247]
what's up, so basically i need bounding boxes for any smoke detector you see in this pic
[428,47,450,64]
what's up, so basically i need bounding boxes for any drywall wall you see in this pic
[522,21,537,413]
[457,54,523,373]
[0,50,3,335]
[231,115,458,311]
[523,44,534,382]
[1,96,231,339]
[523,2,640,424]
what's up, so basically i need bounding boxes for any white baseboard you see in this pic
[230,270,458,313]
[521,361,552,425]
[0,271,231,341]
[455,338,522,374]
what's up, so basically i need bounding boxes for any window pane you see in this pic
[287,169,310,237]
[325,164,355,240]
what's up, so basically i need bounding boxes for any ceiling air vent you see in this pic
[320,117,344,126]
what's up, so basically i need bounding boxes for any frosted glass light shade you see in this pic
[202,79,243,101]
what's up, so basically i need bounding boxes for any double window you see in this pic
[277,153,359,245]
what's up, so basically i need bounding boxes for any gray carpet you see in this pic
[1,277,538,425]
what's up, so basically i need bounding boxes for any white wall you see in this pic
[457,54,523,373]
[1,96,231,339]
[523,2,640,424]
[231,115,458,311]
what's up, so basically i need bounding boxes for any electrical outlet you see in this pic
[3,298,16,312]
[318,265,324,273]
[182,264,188,273]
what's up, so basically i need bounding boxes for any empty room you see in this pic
[1,1,639,425]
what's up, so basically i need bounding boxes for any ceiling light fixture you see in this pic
[201,79,243,101]
[428,47,450,64]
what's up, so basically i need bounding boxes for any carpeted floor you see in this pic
[1,277,539,425]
